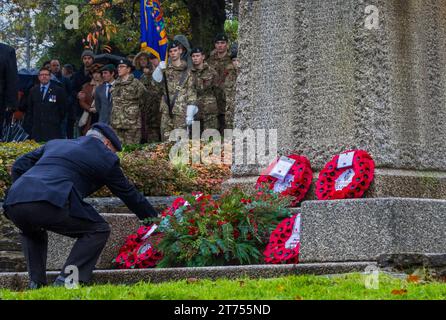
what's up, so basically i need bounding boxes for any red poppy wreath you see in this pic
[114,224,163,269]
[256,155,313,206]
[264,213,301,264]
[114,196,191,269]
[315,150,375,200]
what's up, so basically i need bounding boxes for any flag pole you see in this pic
[163,70,173,118]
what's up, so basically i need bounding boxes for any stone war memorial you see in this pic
[227,0,446,268]
[0,0,445,295]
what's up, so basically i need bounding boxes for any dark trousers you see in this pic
[5,201,110,285]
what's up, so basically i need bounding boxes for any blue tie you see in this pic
[41,86,46,100]
[107,84,112,101]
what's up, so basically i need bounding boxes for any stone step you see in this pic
[0,251,27,272]
[48,213,141,270]
[47,209,299,270]
[0,261,376,291]
[0,196,218,215]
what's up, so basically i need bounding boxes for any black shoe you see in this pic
[52,275,66,287]
[28,281,46,290]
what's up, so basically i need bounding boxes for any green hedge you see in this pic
[0,141,231,199]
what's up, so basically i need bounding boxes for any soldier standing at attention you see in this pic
[140,53,163,142]
[153,41,197,142]
[190,47,220,132]
[110,59,148,145]
[207,33,238,132]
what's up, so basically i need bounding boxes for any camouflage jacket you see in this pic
[154,60,197,118]
[207,50,237,90]
[110,74,147,129]
[141,70,163,100]
[191,62,220,115]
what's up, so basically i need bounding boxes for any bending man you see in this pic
[2,123,158,288]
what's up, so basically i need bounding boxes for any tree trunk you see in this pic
[187,0,226,53]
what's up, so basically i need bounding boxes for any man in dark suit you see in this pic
[0,43,19,139]
[28,67,67,142]
[95,64,116,125]
[3,123,159,288]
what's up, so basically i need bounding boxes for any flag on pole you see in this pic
[140,0,168,62]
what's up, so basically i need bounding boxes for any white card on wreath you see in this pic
[335,168,355,191]
[141,224,158,240]
[337,151,355,169]
[273,174,294,193]
[285,214,301,250]
[270,156,295,181]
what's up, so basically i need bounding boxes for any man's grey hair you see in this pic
[86,128,106,143]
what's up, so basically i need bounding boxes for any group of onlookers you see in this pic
[1,33,239,145]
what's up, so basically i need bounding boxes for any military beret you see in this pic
[214,33,229,43]
[91,123,122,152]
[168,40,181,50]
[100,64,116,73]
[117,59,133,68]
[190,47,204,55]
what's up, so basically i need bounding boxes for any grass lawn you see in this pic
[0,273,444,300]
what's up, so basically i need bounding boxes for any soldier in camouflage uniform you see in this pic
[110,59,148,145]
[153,41,197,142]
[140,53,163,142]
[207,33,238,131]
[190,47,221,132]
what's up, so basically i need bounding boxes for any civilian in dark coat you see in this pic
[70,51,95,133]
[94,64,116,124]
[3,123,158,288]
[0,43,19,138]
[28,68,66,142]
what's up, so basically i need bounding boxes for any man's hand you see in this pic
[186,105,198,126]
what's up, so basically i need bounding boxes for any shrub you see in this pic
[0,141,42,198]
[0,141,231,199]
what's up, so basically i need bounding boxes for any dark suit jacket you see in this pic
[28,83,66,142]
[3,136,158,222]
[71,67,92,119]
[0,43,18,127]
[94,83,113,125]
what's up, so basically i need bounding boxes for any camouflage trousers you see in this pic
[160,113,188,142]
[115,128,141,145]
[200,114,219,133]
